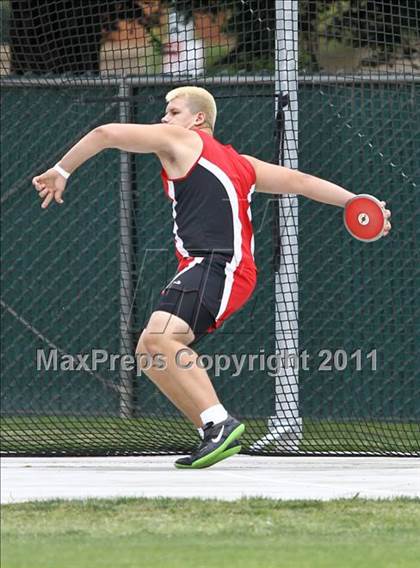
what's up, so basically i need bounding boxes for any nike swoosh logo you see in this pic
[212,426,224,444]
[173,280,181,285]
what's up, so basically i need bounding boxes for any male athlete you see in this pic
[33,86,391,469]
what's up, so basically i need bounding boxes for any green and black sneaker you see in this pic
[175,415,244,469]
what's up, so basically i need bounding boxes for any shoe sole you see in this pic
[175,443,242,470]
[175,423,245,470]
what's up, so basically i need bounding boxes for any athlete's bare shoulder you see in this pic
[159,124,203,157]
[159,126,204,178]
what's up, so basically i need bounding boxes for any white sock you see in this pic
[197,427,204,440]
[200,404,228,427]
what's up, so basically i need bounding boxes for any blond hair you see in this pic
[165,86,217,131]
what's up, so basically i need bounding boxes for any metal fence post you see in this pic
[119,78,134,418]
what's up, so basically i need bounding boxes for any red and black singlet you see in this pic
[160,129,257,329]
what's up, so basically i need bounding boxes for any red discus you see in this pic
[344,194,386,242]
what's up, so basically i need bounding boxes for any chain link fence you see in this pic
[1,1,419,455]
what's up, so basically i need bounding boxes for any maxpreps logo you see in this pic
[36,349,165,374]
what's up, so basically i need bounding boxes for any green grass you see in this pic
[1,415,419,455]
[2,498,420,568]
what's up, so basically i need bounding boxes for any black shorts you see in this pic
[154,256,227,344]
[153,254,257,344]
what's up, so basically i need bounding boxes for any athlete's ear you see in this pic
[194,111,206,127]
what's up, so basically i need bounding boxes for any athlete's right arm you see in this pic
[32,124,188,209]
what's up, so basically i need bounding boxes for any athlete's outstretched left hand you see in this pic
[32,169,67,209]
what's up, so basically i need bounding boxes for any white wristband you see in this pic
[53,163,71,180]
